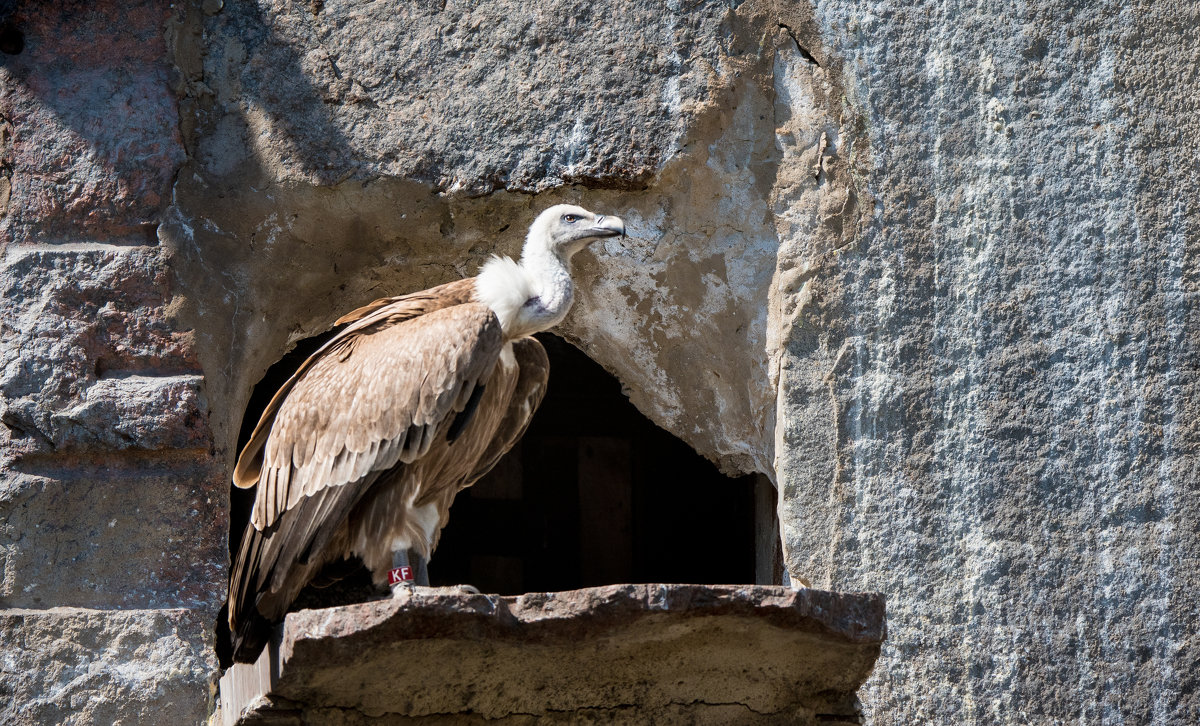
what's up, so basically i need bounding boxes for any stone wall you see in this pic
[1,0,1197,724]
[776,1,1200,722]
[0,2,221,724]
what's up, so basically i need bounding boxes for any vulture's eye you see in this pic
[562,214,580,223]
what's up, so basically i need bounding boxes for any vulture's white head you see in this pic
[477,204,625,338]
[522,204,626,263]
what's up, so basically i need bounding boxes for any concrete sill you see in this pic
[217,584,885,725]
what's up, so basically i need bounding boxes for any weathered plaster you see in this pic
[163,0,853,481]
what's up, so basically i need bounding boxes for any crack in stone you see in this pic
[778,23,820,67]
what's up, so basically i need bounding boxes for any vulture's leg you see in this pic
[388,549,417,597]
[412,550,430,587]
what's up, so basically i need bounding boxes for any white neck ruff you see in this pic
[474,249,574,339]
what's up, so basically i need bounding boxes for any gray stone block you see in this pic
[0,607,215,726]
[776,1,1200,723]
[0,457,226,611]
[0,246,208,455]
[190,0,732,193]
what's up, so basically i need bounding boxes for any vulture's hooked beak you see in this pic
[589,215,626,241]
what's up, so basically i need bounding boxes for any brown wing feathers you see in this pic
[228,289,505,660]
[464,338,550,483]
[232,278,477,491]
[425,337,551,552]
[249,303,501,531]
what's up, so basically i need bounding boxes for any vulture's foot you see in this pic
[384,584,481,599]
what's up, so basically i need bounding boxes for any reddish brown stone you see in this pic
[0,0,185,245]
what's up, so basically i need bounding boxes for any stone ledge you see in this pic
[219,584,885,725]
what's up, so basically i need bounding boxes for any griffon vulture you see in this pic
[227,204,625,662]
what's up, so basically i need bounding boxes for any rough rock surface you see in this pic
[0,3,184,246]
[219,585,884,725]
[776,2,1200,723]
[1,247,207,454]
[0,607,214,726]
[1,456,226,611]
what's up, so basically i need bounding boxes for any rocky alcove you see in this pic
[215,319,877,724]
[427,333,765,595]
[225,331,765,614]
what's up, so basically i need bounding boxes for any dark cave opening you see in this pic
[220,330,764,666]
[429,333,758,594]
